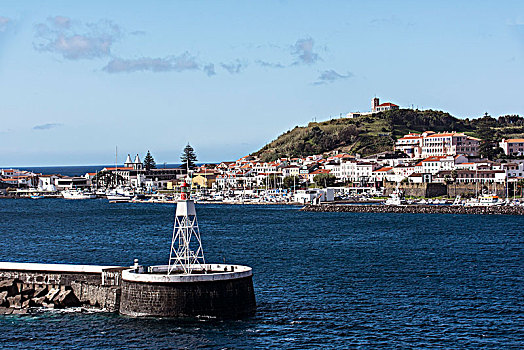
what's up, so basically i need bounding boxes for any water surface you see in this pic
[0,199,522,349]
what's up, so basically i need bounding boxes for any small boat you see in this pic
[62,189,96,199]
[464,194,504,207]
[30,194,45,199]
[107,194,132,202]
[385,186,407,206]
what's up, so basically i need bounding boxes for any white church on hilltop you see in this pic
[347,97,399,118]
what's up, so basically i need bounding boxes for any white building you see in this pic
[499,139,524,156]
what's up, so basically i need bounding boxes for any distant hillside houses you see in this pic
[347,97,399,118]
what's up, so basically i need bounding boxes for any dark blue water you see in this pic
[17,164,185,177]
[0,200,522,349]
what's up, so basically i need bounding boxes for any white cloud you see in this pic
[103,52,200,73]
[33,17,121,60]
[221,60,247,74]
[33,123,62,130]
[291,37,320,65]
[0,16,10,32]
[313,70,353,85]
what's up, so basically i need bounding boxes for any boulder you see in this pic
[0,279,18,296]
[11,309,28,315]
[30,296,46,307]
[0,291,8,306]
[52,289,80,309]
[41,302,55,309]
[0,307,13,315]
[20,285,35,297]
[45,288,60,302]
[7,295,21,309]
[34,286,48,298]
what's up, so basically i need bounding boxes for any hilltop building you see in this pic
[372,97,399,113]
[347,97,399,118]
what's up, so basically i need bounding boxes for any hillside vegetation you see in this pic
[254,109,524,161]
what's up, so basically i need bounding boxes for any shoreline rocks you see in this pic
[301,204,524,215]
[0,278,80,314]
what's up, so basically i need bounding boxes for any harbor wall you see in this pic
[119,275,256,318]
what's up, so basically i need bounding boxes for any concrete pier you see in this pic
[120,264,256,318]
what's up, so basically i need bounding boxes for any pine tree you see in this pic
[180,143,197,169]
[143,150,156,171]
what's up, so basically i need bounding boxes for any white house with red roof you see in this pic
[499,138,524,156]
[372,166,395,182]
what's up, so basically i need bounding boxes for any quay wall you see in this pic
[384,183,447,198]
[301,204,524,215]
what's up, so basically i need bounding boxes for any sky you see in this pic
[1,0,524,166]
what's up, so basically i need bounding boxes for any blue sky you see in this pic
[1,0,523,166]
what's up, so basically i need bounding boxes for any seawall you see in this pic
[301,204,524,215]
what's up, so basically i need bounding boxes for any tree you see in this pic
[313,174,336,188]
[143,150,156,171]
[283,176,300,189]
[180,143,198,169]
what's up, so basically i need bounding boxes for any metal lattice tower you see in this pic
[168,182,206,275]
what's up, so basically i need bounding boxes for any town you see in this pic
[2,99,524,206]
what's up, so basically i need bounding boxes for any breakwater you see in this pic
[301,204,524,215]
[0,262,124,314]
[0,262,255,318]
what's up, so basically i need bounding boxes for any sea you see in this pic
[0,199,522,349]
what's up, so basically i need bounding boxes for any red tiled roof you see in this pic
[373,167,393,172]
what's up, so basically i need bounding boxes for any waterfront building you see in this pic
[372,166,396,183]
[54,176,90,189]
[435,169,506,184]
[499,138,524,156]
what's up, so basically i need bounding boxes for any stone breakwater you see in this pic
[301,204,524,215]
[0,262,124,315]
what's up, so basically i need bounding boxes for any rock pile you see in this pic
[301,204,524,215]
[0,278,80,315]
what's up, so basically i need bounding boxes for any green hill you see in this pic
[254,109,524,161]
